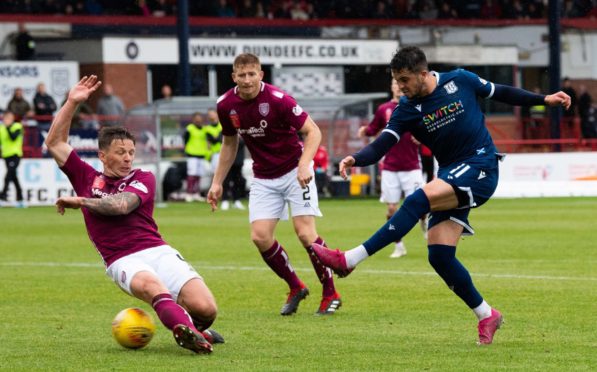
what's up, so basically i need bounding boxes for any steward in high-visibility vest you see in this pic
[0,114,23,158]
[530,103,546,117]
[205,109,223,170]
[529,103,546,131]
[183,112,210,202]
[184,122,210,159]
[528,87,546,133]
[0,111,24,203]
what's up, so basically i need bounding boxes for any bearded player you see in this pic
[312,46,571,344]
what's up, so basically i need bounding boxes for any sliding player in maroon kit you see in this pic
[208,53,342,315]
[45,75,222,354]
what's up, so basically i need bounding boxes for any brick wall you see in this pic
[80,63,148,112]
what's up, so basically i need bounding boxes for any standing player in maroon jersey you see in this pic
[358,79,425,258]
[45,75,222,354]
[208,53,341,316]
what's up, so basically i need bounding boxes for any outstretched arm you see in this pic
[56,192,140,216]
[45,75,102,167]
[339,131,398,179]
[492,84,571,110]
[7,127,22,141]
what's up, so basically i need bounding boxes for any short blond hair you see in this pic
[233,53,261,71]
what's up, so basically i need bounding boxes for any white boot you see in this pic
[389,241,407,258]
[233,200,246,210]
[221,200,230,210]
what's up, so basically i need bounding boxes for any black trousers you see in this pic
[1,155,23,201]
[421,154,435,183]
[223,164,245,201]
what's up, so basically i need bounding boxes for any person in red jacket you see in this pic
[313,144,329,197]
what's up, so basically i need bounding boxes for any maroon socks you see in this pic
[151,293,198,332]
[261,241,303,289]
[307,237,336,297]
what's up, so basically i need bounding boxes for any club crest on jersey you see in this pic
[259,103,270,117]
[444,81,458,94]
[230,109,240,128]
[92,176,105,189]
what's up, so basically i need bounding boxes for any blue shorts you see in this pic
[428,152,501,236]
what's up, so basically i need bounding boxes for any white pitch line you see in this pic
[1,262,102,268]
[1,261,595,282]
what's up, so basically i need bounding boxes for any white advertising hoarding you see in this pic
[495,152,597,197]
[102,37,398,65]
[0,158,99,206]
[0,61,79,112]
[2,152,596,206]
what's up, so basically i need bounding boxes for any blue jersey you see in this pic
[384,69,496,167]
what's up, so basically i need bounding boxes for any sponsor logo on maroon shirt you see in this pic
[92,176,105,189]
[230,109,240,128]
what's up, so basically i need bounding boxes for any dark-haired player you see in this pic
[208,53,341,316]
[313,46,571,344]
[45,76,221,354]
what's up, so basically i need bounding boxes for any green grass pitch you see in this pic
[0,197,595,371]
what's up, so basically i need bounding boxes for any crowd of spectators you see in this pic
[0,82,122,130]
[0,0,594,20]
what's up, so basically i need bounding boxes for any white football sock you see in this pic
[345,245,369,268]
[473,300,492,320]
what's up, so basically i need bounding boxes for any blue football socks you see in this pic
[362,188,430,256]
[428,244,483,308]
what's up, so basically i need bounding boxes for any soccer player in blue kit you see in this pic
[312,46,571,345]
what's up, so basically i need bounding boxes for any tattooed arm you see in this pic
[56,192,141,216]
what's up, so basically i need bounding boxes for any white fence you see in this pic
[495,152,597,197]
[1,152,597,206]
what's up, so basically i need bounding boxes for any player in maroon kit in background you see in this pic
[358,79,425,258]
[44,76,222,354]
[419,143,435,183]
[208,53,342,316]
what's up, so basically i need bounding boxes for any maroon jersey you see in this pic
[60,151,166,267]
[217,82,308,179]
[365,100,420,172]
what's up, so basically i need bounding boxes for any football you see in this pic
[111,307,156,349]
